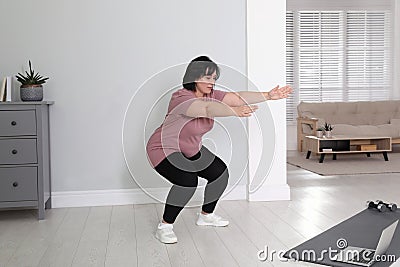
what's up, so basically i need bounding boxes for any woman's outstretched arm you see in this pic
[186,100,259,118]
[222,85,293,107]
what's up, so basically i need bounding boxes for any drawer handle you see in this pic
[13,182,18,187]
[12,149,18,155]
[11,121,17,126]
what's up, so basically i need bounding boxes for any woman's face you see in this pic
[195,70,217,97]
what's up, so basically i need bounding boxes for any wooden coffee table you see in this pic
[304,135,392,163]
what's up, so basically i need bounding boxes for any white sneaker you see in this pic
[155,222,177,244]
[196,212,229,227]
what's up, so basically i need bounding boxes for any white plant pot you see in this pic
[325,131,332,138]
[316,131,323,138]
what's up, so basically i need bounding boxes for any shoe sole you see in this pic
[196,222,229,227]
[155,233,178,244]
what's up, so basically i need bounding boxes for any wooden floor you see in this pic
[1,161,400,267]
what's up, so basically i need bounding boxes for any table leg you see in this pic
[332,154,337,160]
[366,153,371,157]
[306,151,311,159]
[319,154,325,163]
[383,152,389,161]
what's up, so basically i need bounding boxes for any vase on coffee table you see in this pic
[325,131,332,138]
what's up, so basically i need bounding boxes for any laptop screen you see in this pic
[375,220,398,257]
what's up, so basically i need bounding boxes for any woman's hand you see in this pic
[233,105,259,117]
[267,85,293,100]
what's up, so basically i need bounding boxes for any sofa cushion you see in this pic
[298,100,400,127]
[332,124,400,138]
[390,118,400,125]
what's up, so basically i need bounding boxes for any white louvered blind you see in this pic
[346,11,392,101]
[286,9,392,122]
[286,11,295,121]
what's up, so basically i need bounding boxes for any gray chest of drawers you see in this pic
[0,101,53,220]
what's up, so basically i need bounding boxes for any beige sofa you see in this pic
[297,100,400,151]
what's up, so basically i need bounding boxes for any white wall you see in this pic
[0,0,290,206]
[0,0,249,205]
[247,0,290,201]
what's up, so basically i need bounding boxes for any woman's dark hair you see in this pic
[182,56,220,91]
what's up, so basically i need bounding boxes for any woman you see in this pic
[146,56,292,244]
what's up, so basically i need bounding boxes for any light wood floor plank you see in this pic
[0,210,37,266]
[71,206,112,267]
[290,187,359,222]
[211,202,273,267]
[220,201,286,266]
[38,207,90,267]
[134,204,171,267]
[6,208,67,267]
[154,203,205,267]
[179,206,240,267]
[273,198,337,231]
[237,200,306,248]
[105,205,137,267]
[0,161,399,267]
[263,201,322,239]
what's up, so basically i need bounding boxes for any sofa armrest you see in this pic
[297,117,318,126]
[297,117,319,151]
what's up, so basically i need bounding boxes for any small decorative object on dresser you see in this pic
[15,60,49,102]
[0,77,13,102]
[316,127,324,138]
[324,122,333,138]
[0,101,54,219]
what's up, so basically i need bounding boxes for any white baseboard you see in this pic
[51,184,247,208]
[247,183,291,201]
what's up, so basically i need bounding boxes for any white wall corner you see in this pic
[247,101,291,201]
[246,0,291,202]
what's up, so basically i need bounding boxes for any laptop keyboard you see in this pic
[349,249,375,264]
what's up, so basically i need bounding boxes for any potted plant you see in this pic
[324,122,334,138]
[15,60,49,101]
[316,127,324,138]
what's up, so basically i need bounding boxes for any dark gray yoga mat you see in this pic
[283,209,400,266]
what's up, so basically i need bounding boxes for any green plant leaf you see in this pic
[16,60,49,85]
[29,60,34,75]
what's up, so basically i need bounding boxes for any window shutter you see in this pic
[286,8,393,122]
[298,11,343,103]
[346,11,392,101]
[286,11,295,121]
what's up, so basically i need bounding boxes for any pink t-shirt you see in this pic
[146,88,227,168]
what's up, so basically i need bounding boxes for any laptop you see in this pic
[333,220,398,266]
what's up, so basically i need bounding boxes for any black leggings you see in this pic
[154,146,229,224]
